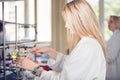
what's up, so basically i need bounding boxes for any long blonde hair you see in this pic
[62,0,106,59]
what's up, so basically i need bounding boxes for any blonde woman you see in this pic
[106,15,120,80]
[15,0,107,80]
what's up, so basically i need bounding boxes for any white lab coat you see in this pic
[39,37,106,80]
[106,29,120,80]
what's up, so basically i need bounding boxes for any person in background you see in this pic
[15,0,107,80]
[106,15,120,80]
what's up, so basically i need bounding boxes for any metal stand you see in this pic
[0,1,37,80]
[2,2,7,80]
[1,2,21,80]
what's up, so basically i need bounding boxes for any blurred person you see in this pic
[106,15,120,80]
[15,0,107,80]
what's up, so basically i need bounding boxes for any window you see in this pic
[104,0,120,41]
[0,1,25,42]
[37,0,51,42]
[0,1,36,42]
[87,0,99,18]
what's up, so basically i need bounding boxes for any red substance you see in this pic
[41,65,52,71]
[40,52,43,54]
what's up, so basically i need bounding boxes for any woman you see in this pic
[16,0,107,80]
[106,15,120,80]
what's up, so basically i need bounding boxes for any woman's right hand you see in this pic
[14,57,39,71]
[31,46,57,60]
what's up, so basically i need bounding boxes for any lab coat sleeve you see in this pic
[106,34,120,64]
[47,52,65,71]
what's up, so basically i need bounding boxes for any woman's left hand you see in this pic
[30,46,57,60]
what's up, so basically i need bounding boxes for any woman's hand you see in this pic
[15,57,39,71]
[31,46,57,60]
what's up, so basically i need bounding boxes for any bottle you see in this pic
[40,54,49,63]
